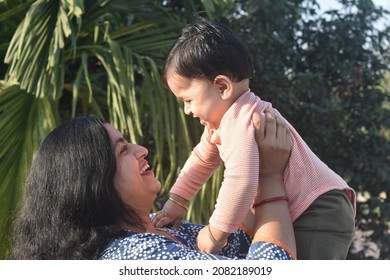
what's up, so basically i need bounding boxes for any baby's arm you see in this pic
[153,128,222,228]
[196,110,260,253]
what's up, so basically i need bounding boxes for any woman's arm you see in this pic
[251,110,297,259]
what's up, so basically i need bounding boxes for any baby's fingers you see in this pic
[152,211,168,228]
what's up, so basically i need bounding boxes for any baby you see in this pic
[153,16,356,259]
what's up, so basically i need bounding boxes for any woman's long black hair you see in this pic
[11,115,143,259]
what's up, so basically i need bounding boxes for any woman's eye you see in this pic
[120,144,128,154]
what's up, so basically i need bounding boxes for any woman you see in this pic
[11,111,295,260]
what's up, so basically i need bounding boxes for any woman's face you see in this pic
[104,123,161,210]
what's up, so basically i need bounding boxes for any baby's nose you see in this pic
[184,103,191,115]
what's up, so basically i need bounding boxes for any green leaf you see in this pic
[0,80,59,259]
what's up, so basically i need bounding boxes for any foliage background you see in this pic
[0,0,389,259]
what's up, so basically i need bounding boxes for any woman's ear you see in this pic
[213,75,233,100]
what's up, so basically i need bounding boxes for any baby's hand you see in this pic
[196,225,229,254]
[152,196,187,228]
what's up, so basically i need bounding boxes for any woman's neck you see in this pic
[118,210,151,231]
[122,214,180,241]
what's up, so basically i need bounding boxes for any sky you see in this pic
[317,0,390,12]
[316,0,389,29]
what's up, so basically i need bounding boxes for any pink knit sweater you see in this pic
[170,90,356,233]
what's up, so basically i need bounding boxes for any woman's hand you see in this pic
[253,110,291,179]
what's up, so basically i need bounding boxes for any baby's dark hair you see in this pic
[163,16,254,84]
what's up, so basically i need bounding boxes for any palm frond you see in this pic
[0,0,233,259]
[0,0,34,23]
[4,0,83,99]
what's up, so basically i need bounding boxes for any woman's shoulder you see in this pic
[99,230,171,260]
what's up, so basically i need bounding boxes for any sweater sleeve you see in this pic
[170,127,222,201]
[209,111,260,233]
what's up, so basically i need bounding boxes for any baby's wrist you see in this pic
[168,194,188,211]
[169,193,189,206]
[207,224,229,250]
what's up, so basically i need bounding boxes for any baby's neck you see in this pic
[231,79,250,102]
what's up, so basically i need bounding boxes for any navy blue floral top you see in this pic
[99,219,292,260]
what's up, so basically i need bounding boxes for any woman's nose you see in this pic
[135,145,148,159]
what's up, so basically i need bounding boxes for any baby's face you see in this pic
[166,71,229,130]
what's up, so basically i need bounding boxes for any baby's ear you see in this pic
[213,75,232,100]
